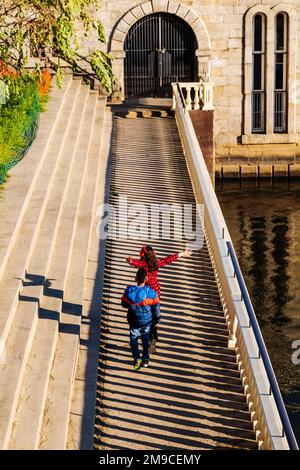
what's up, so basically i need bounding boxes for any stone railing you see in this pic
[172,81,214,112]
[172,83,298,451]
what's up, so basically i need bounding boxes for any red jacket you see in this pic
[128,253,179,298]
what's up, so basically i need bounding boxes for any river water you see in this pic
[216,179,300,445]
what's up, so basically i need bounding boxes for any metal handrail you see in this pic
[227,241,299,450]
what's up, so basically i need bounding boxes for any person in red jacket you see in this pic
[126,245,192,350]
[126,245,192,298]
[121,268,160,370]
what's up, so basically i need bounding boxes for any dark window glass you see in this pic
[252,13,266,133]
[275,53,284,89]
[276,13,285,51]
[253,54,262,90]
[254,15,262,51]
[252,92,265,132]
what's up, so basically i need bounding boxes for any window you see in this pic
[252,14,266,133]
[244,5,296,143]
[274,13,288,132]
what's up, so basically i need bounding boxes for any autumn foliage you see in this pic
[37,69,52,98]
[0,64,52,185]
[0,61,19,79]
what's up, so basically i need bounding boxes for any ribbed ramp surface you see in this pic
[94,113,258,450]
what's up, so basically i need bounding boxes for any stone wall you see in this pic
[87,1,300,162]
[190,110,214,179]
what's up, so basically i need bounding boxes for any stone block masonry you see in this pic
[82,1,300,162]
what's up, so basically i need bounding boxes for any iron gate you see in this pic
[124,13,197,98]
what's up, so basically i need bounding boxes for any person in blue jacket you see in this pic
[122,268,160,371]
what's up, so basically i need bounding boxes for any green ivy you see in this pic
[0,76,40,185]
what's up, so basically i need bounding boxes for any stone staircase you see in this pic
[0,76,106,449]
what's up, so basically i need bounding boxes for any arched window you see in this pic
[244,6,296,143]
[274,13,288,132]
[252,14,266,133]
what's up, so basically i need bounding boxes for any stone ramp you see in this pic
[94,114,258,450]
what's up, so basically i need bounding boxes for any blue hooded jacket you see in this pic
[121,285,160,328]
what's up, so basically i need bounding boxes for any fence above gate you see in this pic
[124,13,197,98]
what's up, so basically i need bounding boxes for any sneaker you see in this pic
[133,359,142,371]
[141,360,149,368]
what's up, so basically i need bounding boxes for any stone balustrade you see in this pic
[172,84,298,450]
[172,81,214,112]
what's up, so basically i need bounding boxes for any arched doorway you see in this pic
[124,13,197,98]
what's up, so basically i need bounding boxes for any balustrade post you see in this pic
[172,83,177,111]
[194,85,200,111]
[228,314,238,350]
[185,86,192,111]
[202,82,214,111]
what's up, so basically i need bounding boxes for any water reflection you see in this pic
[248,215,269,326]
[271,215,294,324]
[216,179,300,443]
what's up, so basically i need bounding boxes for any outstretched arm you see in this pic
[178,249,192,259]
[158,250,192,268]
[126,256,144,268]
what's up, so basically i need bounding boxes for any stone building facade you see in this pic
[88,1,300,166]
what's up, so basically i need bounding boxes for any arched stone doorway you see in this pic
[110,1,211,100]
[124,13,197,98]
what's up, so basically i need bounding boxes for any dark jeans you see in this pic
[129,325,151,361]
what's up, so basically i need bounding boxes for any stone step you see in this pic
[0,75,73,281]
[8,298,59,451]
[39,99,107,450]
[38,325,80,450]
[0,81,92,450]
[0,287,41,449]
[24,84,91,282]
[64,99,107,307]
[7,93,98,450]
[67,110,113,450]
[42,92,99,301]
[114,109,174,119]
[0,79,82,354]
